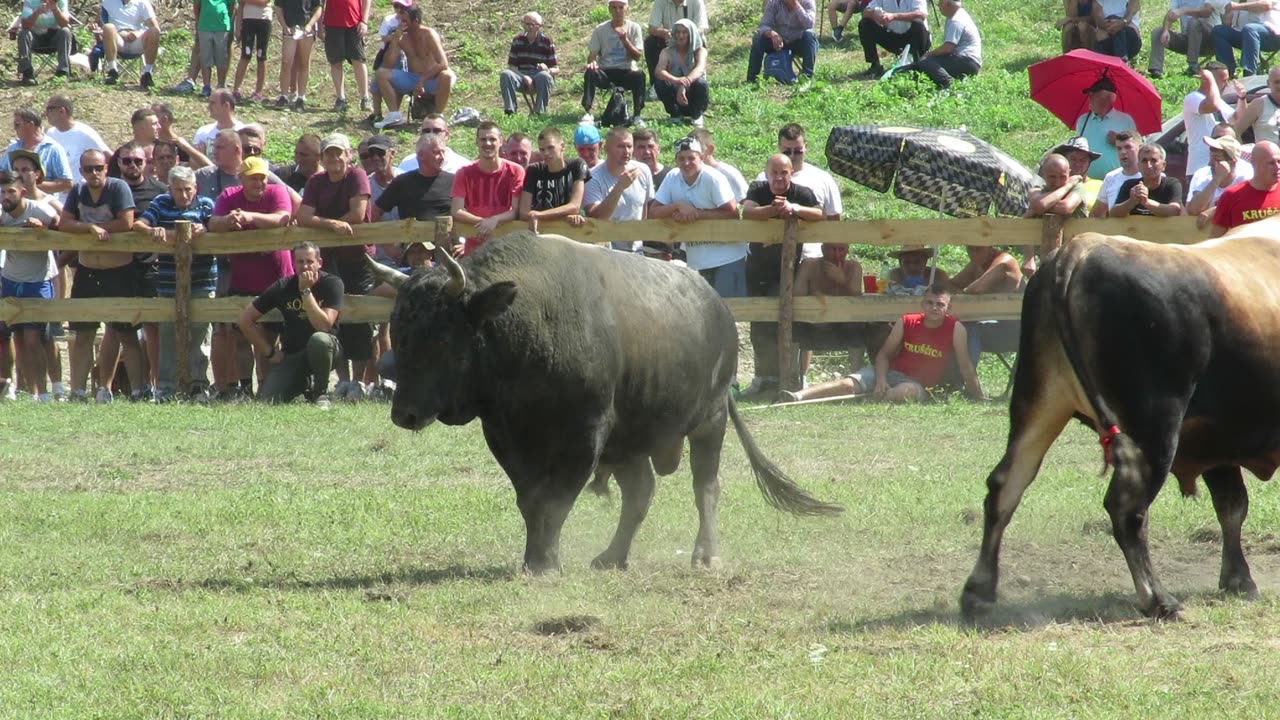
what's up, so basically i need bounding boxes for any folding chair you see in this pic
[90,7,144,82]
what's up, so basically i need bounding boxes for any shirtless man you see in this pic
[373,5,456,128]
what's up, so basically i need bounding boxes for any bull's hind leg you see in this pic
[592,458,657,570]
[1103,425,1182,619]
[1202,466,1259,599]
[689,415,728,569]
[961,396,1073,619]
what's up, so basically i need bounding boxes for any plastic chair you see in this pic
[89,7,144,82]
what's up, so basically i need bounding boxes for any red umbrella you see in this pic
[1028,49,1163,135]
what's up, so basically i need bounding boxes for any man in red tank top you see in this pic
[782,285,984,402]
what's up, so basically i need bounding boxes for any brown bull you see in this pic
[961,224,1280,619]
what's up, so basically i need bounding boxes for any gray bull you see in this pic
[369,231,842,573]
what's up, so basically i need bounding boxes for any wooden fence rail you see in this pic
[0,214,1203,391]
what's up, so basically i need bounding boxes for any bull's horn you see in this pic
[365,254,410,291]
[434,245,466,299]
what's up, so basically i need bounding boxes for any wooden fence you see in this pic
[0,214,1207,390]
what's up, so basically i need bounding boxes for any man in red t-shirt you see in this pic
[323,0,371,112]
[1210,141,1280,237]
[449,120,526,256]
[298,132,376,399]
[783,285,984,403]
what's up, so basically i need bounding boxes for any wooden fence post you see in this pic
[778,217,799,393]
[434,216,453,250]
[174,220,193,394]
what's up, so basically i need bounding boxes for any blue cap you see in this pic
[574,124,602,146]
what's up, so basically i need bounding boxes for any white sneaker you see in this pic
[580,113,595,125]
[374,111,405,129]
[647,86,658,101]
[690,116,704,128]
[1,381,14,400]
[314,393,332,410]
[95,387,114,404]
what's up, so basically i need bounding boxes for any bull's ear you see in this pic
[464,281,517,326]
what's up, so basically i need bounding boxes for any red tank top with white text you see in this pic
[891,313,957,387]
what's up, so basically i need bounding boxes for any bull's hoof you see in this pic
[521,561,563,576]
[690,552,722,570]
[960,577,997,620]
[590,553,628,571]
[1141,595,1183,621]
[1221,576,1260,601]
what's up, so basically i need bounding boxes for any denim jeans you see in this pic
[747,29,818,81]
[1213,23,1280,75]
[156,291,214,393]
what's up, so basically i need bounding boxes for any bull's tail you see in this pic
[1049,237,1142,480]
[727,396,844,516]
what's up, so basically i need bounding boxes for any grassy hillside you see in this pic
[0,0,1202,266]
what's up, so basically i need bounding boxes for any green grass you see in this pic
[5,400,1280,717]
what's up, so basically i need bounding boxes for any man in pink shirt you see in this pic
[449,121,526,256]
[209,156,294,397]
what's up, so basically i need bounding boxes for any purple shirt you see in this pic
[213,184,295,293]
[759,0,815,44]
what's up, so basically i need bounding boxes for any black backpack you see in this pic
[600,88,630,127]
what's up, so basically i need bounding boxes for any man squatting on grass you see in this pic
[782,285,984,403]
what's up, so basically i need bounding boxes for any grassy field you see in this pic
[6,400,1280,717]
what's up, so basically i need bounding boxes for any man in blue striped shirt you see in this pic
[133,165,217,400]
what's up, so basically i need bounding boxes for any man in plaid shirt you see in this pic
[499,11,559,115]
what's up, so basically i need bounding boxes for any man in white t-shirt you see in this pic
[650,136,743,296]
[584,125,654,253]
[100,0,162,88]
[688,128,747,201]
[1090,130,1142,217]
[192,89,247,155]
[396,114,470,173]
[1184,62,1237,178]
[1186,131,1254,222]
[41,95,109,184]
[896,0,980,89]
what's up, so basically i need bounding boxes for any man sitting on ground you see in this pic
[239,241,343,406]
[373,5,455,128]
[782,284,983,403]
[501,12,559,116]
[101,0,162,88]
[895,0,979,89]
[828,0,863,43]
[16,0,72,84]
[887,245,949,289]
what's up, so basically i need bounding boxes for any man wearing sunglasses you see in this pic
[358,134,399,220]
[42,96,110,185]
[0,109,71,196]
[396,113,470,174]
[59,149,145,404]
[782,285,984,403]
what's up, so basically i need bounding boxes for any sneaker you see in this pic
[140,71,153,89]
[69,390,89,403]
[172,77,196,93]
[37,393,51,404]
[201,83,212,97]
[250,92,263,103]
[232,89,243,103]
[647,86,658,101]
[334,97,348,112]
[630,115,646,128]
[54,68,70,77]
[862,64,885,78]
[105,68,119,85]
[1148,68,1163,79]
[690,115,704,129]
[275,94,290,108]
[778,390,802,403]
[293,97,305,111]
[130,387,154,402]
[580,113,594,125]
[20,69,37,86]
[314,393,332,410]
[0,380,14,400]
[832,25,845,43]
[360,95,371,111]
[1185,66,1201,77]
[347,382,367,402]
[333,380,351,399]
[374,110,405,129]
[52,390,68,402]
[95,387,114,404]
[189,385,211,404]
[737,377,779,401]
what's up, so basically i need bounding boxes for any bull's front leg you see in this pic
[516,482,581,575]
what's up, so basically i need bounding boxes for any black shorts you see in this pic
[338,322,373,362]
[324,25,365,64]
[240,18,271,59]
[70,264,140,333]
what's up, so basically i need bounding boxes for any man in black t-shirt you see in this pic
[272,134,323,194]
[739,152,825,401]
[375,133,455,221]
[238,241,345,404]
[1110,144,1184,218]
[519,126,590,232]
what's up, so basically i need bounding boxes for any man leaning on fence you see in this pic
[60,149,144,404]
[584,125,654,253]
[650,136,743,295]
[1210,139,1280,236]
[132,165,217,402]
[238,241,343,406]
[0,170,59,402]
[738,152,824,400]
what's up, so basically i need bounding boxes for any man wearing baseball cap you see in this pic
[299,132,377,401]
[574,124,603,168]
[358,134,400,220]
[1187,129,1253,221]
[1074,76,1138,179]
